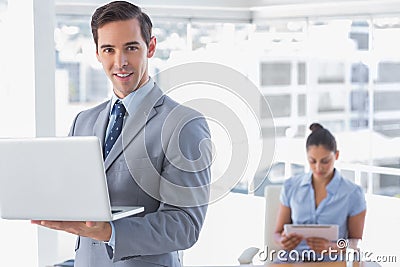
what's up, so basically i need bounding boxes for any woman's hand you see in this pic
[306,237,332,254]
[279,232,303,250]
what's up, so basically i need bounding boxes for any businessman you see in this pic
[32,1,212,266]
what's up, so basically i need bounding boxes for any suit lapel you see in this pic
[104,85,165,171]
[93,101,111,149]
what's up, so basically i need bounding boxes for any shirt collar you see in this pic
[109,77,155,117]
[326,168,342,194]
[300,168,342,194]
[300,172,313,187]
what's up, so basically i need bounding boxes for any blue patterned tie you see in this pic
[103,100,126,159]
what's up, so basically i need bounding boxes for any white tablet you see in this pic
[284,224,339,241]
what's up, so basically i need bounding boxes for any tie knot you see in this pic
[113,100,126,117]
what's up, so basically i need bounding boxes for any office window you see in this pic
[261,126,287,138]
[52,9,400,197]
[191,22,220,50]
[260,62,291,86]
[317,62,345,84]
[351,62,369,84]
[351,119,368,130]
[374,91,400,111]
[320,120,345,132]
[298,94,306,116]
[153,20,187,60]
[317,91,346,113]
[298,62,306,85]
[376,62,400,83]
[254,20,307,52]
[254,162,305,197]
[340,170,369,190]
[378,175,400,196]
[374,119,400,137]
[54,14,111,135]
[191,22,249,51]
[295,125,307,137]
[254,16,400,198]
[350,89,368,112]
[349,20,369,51]
[373,18,400,68]
[55,15,105,103]
[308,19,355,57]
[264,94,291,117]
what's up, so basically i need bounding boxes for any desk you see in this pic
[186,262,381,267]
[266,261,380,267]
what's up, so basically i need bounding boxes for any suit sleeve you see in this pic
[112,114,212,261]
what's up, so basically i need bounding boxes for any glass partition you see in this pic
[54,11,400,197]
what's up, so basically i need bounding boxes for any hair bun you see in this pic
[309,122,324,132]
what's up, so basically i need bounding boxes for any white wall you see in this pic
[363,194,400,267]
[0,0,35,138]
[183,193,265,266]
[0,0,38,266]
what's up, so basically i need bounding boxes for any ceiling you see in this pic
[54,0,389,8]
[54,0,400,21]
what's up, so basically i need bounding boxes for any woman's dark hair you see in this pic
[306,123,337,152]
[91,1,153,50]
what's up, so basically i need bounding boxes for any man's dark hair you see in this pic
[306,122,337,153]
[91,1,153,49]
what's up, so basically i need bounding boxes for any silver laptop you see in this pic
[0,136,144,221]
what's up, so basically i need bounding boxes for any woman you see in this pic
[274,123,366,262]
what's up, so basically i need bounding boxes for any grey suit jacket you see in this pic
[69,84,211,267]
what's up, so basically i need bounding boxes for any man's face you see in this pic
[96,18,156,98]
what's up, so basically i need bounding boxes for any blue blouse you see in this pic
[280,168,366,251]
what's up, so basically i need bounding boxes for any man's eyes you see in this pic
[103,48,114,53]
[101,47,138,53]
[309,159,331,164]
[127,46,138,51]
